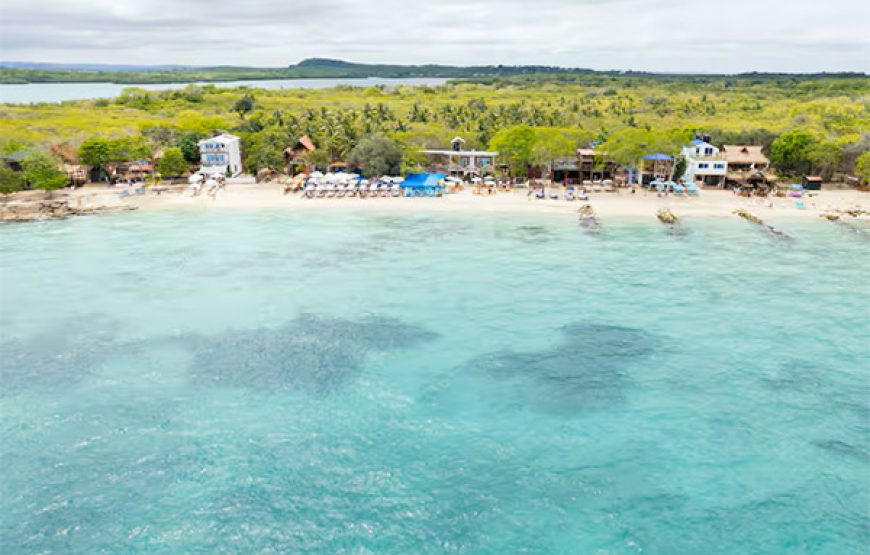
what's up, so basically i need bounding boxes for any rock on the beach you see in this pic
[0,193,136,222]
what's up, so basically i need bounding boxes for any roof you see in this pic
[2,150,29,163]
[804,175,823,181]
[721,145,769,165]
[298,135,316,151]
[198,133,240,146]
[50,144,78,163]
[450,136,466,143]
[642,153,674,161]
[422,149,498,157]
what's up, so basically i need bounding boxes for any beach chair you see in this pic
[564,187,576,201]
[391,184,402,197]
[535,188,545,200]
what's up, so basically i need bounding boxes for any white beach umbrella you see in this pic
[310,170,324,178]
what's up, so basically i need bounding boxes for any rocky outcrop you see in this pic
[577,204,600,232]
[0,194,136,222]
[733,209,791,239]
[657,208,678,224]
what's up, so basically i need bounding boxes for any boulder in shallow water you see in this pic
[657,208,678,224]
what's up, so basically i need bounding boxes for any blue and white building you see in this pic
[197,133,243,177]
[681,139,727,187]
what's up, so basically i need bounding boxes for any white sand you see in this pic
[72,184,868,222]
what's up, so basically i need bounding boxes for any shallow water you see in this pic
[1,210,867,554]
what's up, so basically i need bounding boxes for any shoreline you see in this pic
[128,185,867,221]
[4,185,867,224]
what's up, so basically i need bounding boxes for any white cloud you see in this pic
[1,0,868,72]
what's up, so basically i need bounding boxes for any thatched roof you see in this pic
[721,145,769,166]
[284,135,317,157]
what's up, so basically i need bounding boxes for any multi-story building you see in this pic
[681,139,727,187]
[422,137,498,177]
[197,133,242,177]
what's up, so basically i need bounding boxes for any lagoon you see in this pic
[0,77,450,104]
[0,210,867,553]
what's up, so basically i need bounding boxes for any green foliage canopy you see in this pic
[349,134,404,177]
[156,147,188,178]
[22,150,67,190]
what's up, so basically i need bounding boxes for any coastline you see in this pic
[123,185,866,222]
[4,185,867,224]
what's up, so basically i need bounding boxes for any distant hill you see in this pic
[0,58,865,85]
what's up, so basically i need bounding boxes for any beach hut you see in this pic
[802,176,823,190]
[640,153,674,185]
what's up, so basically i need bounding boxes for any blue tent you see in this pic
[401,173,445,196]
[402,173,445,188]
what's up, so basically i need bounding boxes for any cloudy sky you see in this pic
[1,0,868,73]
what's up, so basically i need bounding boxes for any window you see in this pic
[714,163,725,169]
[698,163,709,169]
[705,148,714,156]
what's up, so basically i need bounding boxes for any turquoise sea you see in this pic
[1,209,867,554]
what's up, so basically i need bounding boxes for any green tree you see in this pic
[22,150,67,190]
[807,141,842,180]
[855,151,870,183]
[770,131,816,177]
[156,147,188,178]
[177,132,204,163]
[243,129,289,173]
[78,138,113,173]
[489,125,536,177]
[530,128,576,179]
[349,134,404,177]
[109,136,151,162]
[600,128,653,168]
[0,166,24,194]
[232,94,256,120]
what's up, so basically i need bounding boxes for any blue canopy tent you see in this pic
[401,173,445,197]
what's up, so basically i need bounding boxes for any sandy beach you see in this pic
[66,184,869,223]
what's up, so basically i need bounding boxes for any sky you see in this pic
[1,0,868,73]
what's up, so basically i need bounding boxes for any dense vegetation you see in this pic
[1,73,868,187]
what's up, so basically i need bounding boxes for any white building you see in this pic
[197,133,242,177]
[681,139,727,187]
[422,137,498,177]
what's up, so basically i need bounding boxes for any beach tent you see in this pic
[402,173,446,196]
